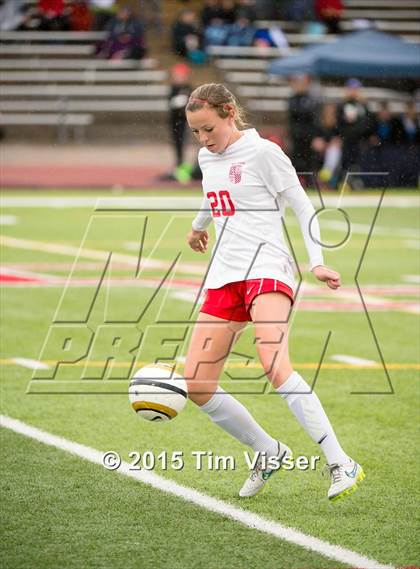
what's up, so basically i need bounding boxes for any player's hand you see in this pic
[187,229,208,253]
[312,265,341,290]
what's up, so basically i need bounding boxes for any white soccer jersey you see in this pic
[192,128,324,291]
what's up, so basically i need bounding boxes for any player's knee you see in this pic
[259,355,293,388]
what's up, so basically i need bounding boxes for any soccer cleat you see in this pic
[324,459,365,502]
[174,163,193,184]
[239,441,292,498]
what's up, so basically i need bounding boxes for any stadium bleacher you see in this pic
[0,0,418,140]
[0,29,169,140]
[0,112,93,142]
[208,0,420,120]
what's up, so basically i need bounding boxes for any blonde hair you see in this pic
[186,83,249,130]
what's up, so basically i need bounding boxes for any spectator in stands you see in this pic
[392,101,420,187]
[393,100,420,146]
[278,0,315,24]
[141,0,163,32]
[314,0,343,34]
[203,16,230,48]
[363,101,401,186]
[311,102,341,187]
[168,63,193,171]
[253,23,290,50]
[37,0,71,31]
[201,0,223,28]
[226,13,256,47]
[0,0,27,30]
[336,78,374,175]
[370,102,399,147]
[287,74,318,174]
[159,62,194,182]
[219,0,237,24]
[69,1,93,31]
[235,0,257,23]
[16,4,41,30]
[172,8,202,58]
[96,6,146,60]
[89,0,117,31]
[254,0,282,20]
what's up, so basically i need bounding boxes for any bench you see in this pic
[206,45,291,58]
[0,70,167,83]
[340,21,420,36]
[255,20,420,39]
[0,112,94,142]
[225,71,275,84]
[0,31,106,42]
[0,44,95,55]
[343,9,420,20]
[0,85,169,97]
[0,100,169,112]
[0,58,157,70]
[215,59,272,70]
[344,0,420,7]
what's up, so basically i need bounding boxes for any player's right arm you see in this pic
[187,228,209,253]
[188,195,212,253]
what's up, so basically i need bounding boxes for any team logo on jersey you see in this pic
[229,163,244,184]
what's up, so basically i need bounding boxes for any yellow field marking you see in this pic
[1,359,419,370]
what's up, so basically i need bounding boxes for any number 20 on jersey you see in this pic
[206,190,235,217]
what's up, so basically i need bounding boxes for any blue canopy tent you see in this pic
[268,30,420,78]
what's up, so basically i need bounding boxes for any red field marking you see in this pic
[2,271,419,313]
[296,299,419,313]
[7,262,139,271]
[0,165,181,189]
[339,285,419,296]
[0,273,44,283]
[4,266,420,297]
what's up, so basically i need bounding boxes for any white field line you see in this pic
[286,217,419,239]
[0,235,206,275]
[331,355,377,366]
[0,414,393,569]
[170,291,199,303]
[301,283,419,314]
[323,220,418,239]
[0,215,17,225]
[403,275,420,284]
[11,358,50,370]
[1,195,418,209]
[404,240,420,250]
[298,281,390,306]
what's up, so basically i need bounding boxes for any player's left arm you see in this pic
[258,142,340,289]
[283,185,341,290]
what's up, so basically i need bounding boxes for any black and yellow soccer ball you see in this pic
[129,363,188,422]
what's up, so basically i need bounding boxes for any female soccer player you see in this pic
[183,83,365,501]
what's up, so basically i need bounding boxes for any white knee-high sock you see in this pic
[199,387,279,457]
[276,371,348,464]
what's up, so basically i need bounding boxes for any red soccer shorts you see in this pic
[200,278,294,322]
